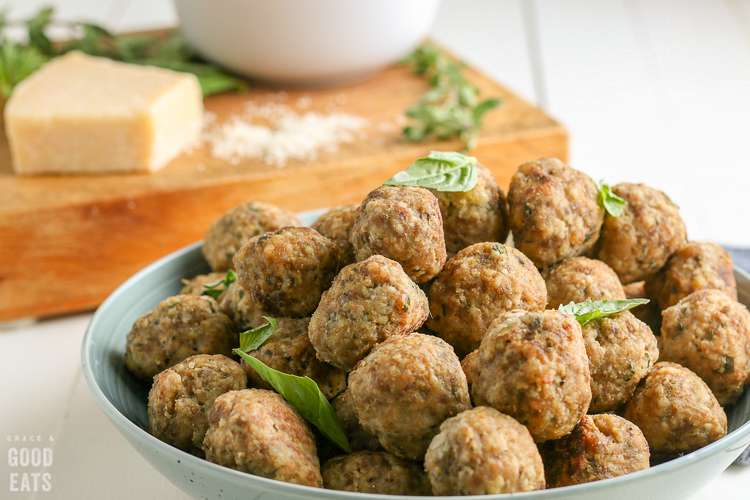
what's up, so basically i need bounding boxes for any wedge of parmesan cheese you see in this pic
[4,51,203,175]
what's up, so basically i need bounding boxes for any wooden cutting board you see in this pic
[0,58,567,322]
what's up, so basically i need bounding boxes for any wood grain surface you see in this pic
[0,59,567,321]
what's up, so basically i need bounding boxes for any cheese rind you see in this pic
[4,51,203,175]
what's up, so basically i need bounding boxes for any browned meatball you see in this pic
[622,362,727,456]
[202,201,303,272]
[311,203,360,266]
[331,390,382,452]
[597,183,687,284]
[430,162,510,256]
[322,451,432,495]
[125,295,236,380]
[179,272,228,297]
[350,185,446,283]
[426,242,547,358]
[660,289,750,406]
[348,333,471,460]
[234,227,340,317]
[425,406,545,495]
[507,157,604,269]
[582,311,659,413]
[309,255,429,371]
[148,354,246,455]
[217,280,266,331]
[540,414,650,487]
[242,317,346,400]
[471,309,591,442]
[645,242,737,310]
[545,257,626,309]
[203,389,322,487]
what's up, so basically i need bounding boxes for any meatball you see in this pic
[426,242,547,358]
[148,354,246,455]
[597,183,687,284]
[322,451,431,495]
[507,157,604,269]
[348,333,471,460]
[350,185,446,283]
[331,390,382,452]
[242,317,346,400]
[234,227,340,317]
[311,203,360,266]
[622,362,727,456]
[179,272,228,297]
[425,406,545,495]
[202,201,303,272]
[471,309,591,442]
[309,255,429,371]
[430,162,510,256]
[645,242,737,310]
[217,280,266,331]
[545,257,626,309]
[660,289,750,406]
[582,311,659,413]
[125,295,236,380]
[540,414,650,487]
[203,389,322,487]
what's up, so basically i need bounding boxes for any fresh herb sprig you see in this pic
[234,318,351,453]
[202,270,236,300]
[0,7,245,99]
[238,316,277,352]
[402,42,502,152]
[598,181,627,217]
[384,151,478,192]
[559,298,650,327]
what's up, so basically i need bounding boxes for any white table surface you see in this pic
[1,0,749,499]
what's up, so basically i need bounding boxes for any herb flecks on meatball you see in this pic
[234,226,340,318]
[351,185,447,283]
[426,242,547,358]
[203,201,303,272]
[508,157,604,269]
[125,294,236,380]
[309,255,429,371]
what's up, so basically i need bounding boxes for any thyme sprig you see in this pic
[402,43,502,152]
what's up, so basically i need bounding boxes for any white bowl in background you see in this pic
[173,0,442,87]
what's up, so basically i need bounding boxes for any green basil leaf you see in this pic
[384,151,478,192]
[599,181,627,217]
[233,349,352,453]
[238,316,277,352]
[202,269,236,299]
[559,298,650,327]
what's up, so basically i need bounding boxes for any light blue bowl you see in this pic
[82,215,750,500]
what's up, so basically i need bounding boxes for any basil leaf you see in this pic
[599,181,627,217]
[384,151,478,192]
[238,316,277,352]
[202,269,236,299]
[559,298,650,327]
[234,349,352,453]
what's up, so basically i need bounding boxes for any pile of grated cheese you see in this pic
[203,97,368,168]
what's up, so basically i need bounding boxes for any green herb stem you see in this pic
[401,42,501,152]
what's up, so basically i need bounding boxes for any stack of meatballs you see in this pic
[124,156,750,495]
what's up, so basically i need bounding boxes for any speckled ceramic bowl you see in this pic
[82,211,750,500]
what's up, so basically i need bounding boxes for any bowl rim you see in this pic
[81,240,750,499]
